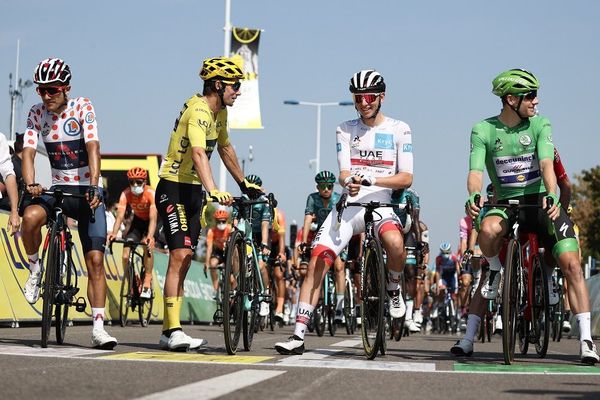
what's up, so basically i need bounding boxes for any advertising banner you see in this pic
[228,27,263,129]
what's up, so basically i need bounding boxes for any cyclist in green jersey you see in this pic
[459,69,598,364]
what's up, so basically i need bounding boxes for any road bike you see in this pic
[550,268,565,342]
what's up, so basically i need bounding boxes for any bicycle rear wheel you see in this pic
[502,239,520,365]
[314,301,326,337]
[56,248,73,344]
[138,265,154,327]
[119,260,134,327]
[327,278,337,337]
[41,227,60,348]
[533,254,549,357]
[361,240,385,360]
[223,230,244,355]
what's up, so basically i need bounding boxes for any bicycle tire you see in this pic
[243,247,260,351]
[41,226,60,348]
[344,279,355,335]
[533,254,550,357]
[554,292,564,342]
[360,240,385,360]
[223,230,244,355]
[486,312,494,342]
[119,259,134,327]
[328,278,337,337]
[314,301,326,337]
[56,248,73,344]
[138,264,154,327]
[502,239,520,365]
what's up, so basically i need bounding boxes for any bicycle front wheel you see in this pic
[502,239,520,365]
[41,227,60,348]
[119,261,133,327]
[243,246,260,351]
[533,254,549,357]
[361,240,385,360]
[344,278,355,335]
[56,249,73,344]
[223,230,245,355]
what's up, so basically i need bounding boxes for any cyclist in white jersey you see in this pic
[276,69,413,354]
[21,58,116,349]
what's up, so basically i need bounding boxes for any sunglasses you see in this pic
[317,184,334,190]
[216,220,227,224]
[354,93,380,104]
[129,180,145,186]
[222,80,242,91]
[36,86,66,97]
[521,90,538,100]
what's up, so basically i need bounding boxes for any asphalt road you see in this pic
[1,321,598,400]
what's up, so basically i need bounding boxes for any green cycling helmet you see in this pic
[245,174,262,187]
[315,170,336,184]
[492,69,539,97]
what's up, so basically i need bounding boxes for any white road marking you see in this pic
[331,339,362,347]
[133,369,286,400]
[0,344,109,357]
[277,356,435,372]
[295,349,342,359]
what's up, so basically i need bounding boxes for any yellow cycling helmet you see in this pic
[199,57,244,81]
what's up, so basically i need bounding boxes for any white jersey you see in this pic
[24,97,102,187]
[336,116,413,200]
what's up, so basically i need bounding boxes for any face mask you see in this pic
[310,222,318,231]
[131,185,144,196]
[217,223,227,231]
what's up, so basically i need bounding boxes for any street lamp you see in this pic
[283,100,353,173]
[241,145,254,174]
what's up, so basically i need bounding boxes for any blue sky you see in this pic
[2,1,599,261]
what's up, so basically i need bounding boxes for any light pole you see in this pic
[283,100,353,173]
[8,39,32,140]
[241,145,253,174]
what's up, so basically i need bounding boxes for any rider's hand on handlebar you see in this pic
[465,192,481,219]
[143,236,155,249]
[543,193,561,221]
[357,173,376,187]
[344,176,362,197]
[26,183,44,197]
[86,185,102,210]
[209,189,233,205]
[107,232,117,243]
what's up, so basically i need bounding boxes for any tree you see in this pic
[571,165,600,260]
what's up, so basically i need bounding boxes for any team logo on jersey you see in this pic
[85,112,95,124]
[336,143,342,152]
[402,143,412,153]
[375,133,394,150]
[519,134,531,146]
[63,118,81,136]
[493,138,503,153]
[351,136,361,149]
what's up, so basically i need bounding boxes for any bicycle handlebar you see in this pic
[335,193,407,223]
[41,189,97,223]
[109,238,150,256]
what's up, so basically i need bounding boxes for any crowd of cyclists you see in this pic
[0,56,597,365]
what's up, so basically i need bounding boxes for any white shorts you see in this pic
[311,190,403,265]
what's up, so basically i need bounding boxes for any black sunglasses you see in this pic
[521,90,537,100]
[318,183,334,190]
[222,80,242,91]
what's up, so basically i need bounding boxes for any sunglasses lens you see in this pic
[355,94,378,104]
[37,86,62,96]
[318,184,333,190]
[130,180,144,185]
[524,90,537,100]
[232,81,241,91]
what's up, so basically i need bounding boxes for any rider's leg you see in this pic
[479,216,508,298]
[333,256,345,315]
[85,249,108,329]
[459,272,472,316]
[163,248,193,334]
[209,256,219,291]
[274,263,286,314]
[21,205,47,275]
[381,229,406,287]
[294,255,331,339]
[143,247,154,289]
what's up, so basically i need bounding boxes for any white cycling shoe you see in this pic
[388,290,406,319]
[580,340,599,365]
[259,302,270,317]
[274,335,305,355]
[159,330,208,352]
[91,329,118,350]
[23,272,42,304]
[481,270,501,300]
[404,319,421,333]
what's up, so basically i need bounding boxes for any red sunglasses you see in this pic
[36,86,66,97]
[354,93,380,104]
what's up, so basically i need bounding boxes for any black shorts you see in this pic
[23,185,107,253]
[124,215,150,242]
[155,179,204,250]
[211,248,225,264]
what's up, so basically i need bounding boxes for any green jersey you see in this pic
[469,115,554,200]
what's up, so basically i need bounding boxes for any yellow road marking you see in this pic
[101,351,273,364]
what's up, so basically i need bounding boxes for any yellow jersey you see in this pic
[159,95,230,184]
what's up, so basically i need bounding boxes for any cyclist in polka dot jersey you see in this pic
[21,58,117,350]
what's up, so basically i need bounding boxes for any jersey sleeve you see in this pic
[469,123,487,172]
[536,116,554,161]
[0,134,15,180]
[304,194,316,215]
[80,99,99,143]
[24,105,41,151]
[187,107,210,148]
[396,123,413,174]
[336,125,351,172]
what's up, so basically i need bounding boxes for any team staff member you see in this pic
[21,58,116,349]
[0,133,20,234]
[107,167,157,298]
[204,208,232,291]
[156,56,261,352]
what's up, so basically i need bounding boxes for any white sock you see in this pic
[336,293,344,311]
[27,253,40,275]
[387,270,402,291]
[405,299,414,321]
[576,312,592,342]
[294,302,314,340]
[464,314,481,342]
[484,255,502,272]
[92,308,105,330]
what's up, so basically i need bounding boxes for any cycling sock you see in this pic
[464,314,481,342]
[294,302,314,340]
[405,299,414,320]
[485,255,502,272]
[162,296,183,333]
[576,312,592,342]
[27,253,40,275]
[336,293,344,311]
[387,270,402,291]
[92,308,105,330]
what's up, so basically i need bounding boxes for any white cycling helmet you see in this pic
[439,242,452,254]
[33,58,71,85]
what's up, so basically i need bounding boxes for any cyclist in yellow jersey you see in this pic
[155,56,262,352]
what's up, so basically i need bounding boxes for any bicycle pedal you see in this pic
[74,297,87,312]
